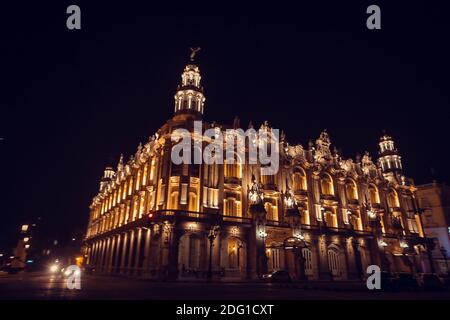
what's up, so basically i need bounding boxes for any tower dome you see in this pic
[378,133,402,176]
[173,48,206,116]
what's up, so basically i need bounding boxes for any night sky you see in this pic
[1,1,449,253]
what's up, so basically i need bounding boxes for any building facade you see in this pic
[83,59,432,281]
[416,182,450,274]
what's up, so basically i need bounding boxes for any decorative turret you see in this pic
[173,47,206,116]
[378,133,403,179]
[99,166,114,191]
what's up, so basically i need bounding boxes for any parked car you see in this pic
[395,272,419,291]
[2,263,23,274]
[416,273,444,291]
[262,270,292,283]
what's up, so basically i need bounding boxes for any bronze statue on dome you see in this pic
[190,47,201,61]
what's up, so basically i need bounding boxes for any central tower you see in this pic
[173,50,206,116]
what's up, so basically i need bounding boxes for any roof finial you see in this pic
[190,47,201,61]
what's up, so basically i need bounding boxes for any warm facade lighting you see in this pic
[82,54,428,282]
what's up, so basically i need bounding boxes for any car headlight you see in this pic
[49,264,59,273]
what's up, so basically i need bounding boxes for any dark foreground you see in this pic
[1,272,450,300]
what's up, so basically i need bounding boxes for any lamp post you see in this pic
[207,225,219,281]
[440,246,449,276]
[249,174,268,278]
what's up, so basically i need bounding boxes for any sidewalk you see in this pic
[88,272,368,291]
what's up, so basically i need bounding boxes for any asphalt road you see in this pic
[1,272,450,300]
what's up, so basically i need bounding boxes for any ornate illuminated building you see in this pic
[83,54,432,281]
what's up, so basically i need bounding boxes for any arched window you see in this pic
[188,191,198,212]
[112,190,117,207]
[122,181,128,199]
[124,203,130,223]
[119,206,125,226]
[321,174,334,196]
[204,163,219,187]
[132,197,139,220]
[292,168,307,191]
[168,176,180,210]
[327,246,342,277]
[117,186,122,204]
[139,193,146,218]
[264,200,279,221]
[224,160,242,179]
[142,164,148,186]
[345,180,358,201]
[227,238,241,269]
[135,169,142,191]
[261,171,275,186]
[128,177,134,196]
[324,209,337,228]
[169,191,179,210]
[388,189,400,208]
[224,197,235,216]
[369,185,380,204]
[150,158,156,181]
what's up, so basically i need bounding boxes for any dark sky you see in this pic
[1,1,449,252]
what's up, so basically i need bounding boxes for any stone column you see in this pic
[167,224,181,280]
[152,231,162,278]
[104,238,111,273]
[104,238,112,273]
[89,243,96,266]
[133,228,143,275]
[94,241,100,267]
[348,238,362,280]
[344,237,357,279]
[96,239,104,272]
[317,235,331,280]
[120,232,129,274]
[113,234,121,273]
[127,230,135,275]
[107,236,116,273]
[142,228,152,276]
[247,228,257,279]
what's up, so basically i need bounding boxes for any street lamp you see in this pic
[259,230,268,239]
[207,225,220,280]
[440,246,450,276]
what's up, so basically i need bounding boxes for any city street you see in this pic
[1,272,450,300]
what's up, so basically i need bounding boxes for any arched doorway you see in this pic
[221,236,246,279]
[178,233,205,278]
[283,237,309,280]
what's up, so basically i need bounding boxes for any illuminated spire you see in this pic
[378,133,402,176]
[100,166,114,191]
[173,49,206,115]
